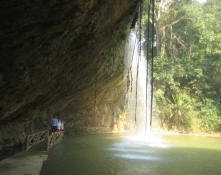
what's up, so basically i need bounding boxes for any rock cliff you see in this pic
[0,0,139,149]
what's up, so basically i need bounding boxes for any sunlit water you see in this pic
[40,133,221,175]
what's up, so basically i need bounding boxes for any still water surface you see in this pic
[40,133,221,175]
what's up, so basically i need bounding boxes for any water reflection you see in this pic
[40,133,221,175]
[114,153,160,160]
[107,147,154,153]
[108,134,167,161]
[120,134,170,148]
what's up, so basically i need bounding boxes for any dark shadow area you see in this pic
[0,144,26,161]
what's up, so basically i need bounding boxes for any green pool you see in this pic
[40,133,221,175]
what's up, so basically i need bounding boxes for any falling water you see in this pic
[40,33,221,175]
[124,31,151,136]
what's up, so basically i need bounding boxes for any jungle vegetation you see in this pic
[143,0,221,133]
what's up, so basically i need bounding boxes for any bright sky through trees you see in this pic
[197,0,207,3]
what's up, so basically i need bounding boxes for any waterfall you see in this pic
[124,31,151,136]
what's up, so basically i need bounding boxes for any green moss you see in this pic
[25,121,33,133]
[107,87,121,93]
[102,13,133,62]
[110,107,115,116]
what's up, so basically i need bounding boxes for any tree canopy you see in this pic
[143,0,221,132]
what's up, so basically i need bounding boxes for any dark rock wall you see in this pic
[0,0,139,148]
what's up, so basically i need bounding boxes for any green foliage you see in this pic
[168,93,192,129]
[103,33,128,62]
[146,0,221,133]
[198,98,220,132]
[119,105,128,122]
[101,16,132,77]
[103,15,132,61]
[155,89,194,131]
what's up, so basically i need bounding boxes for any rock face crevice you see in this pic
[0,0,139,149]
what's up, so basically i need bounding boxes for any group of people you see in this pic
[51,116,65,133]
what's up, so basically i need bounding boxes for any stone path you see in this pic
[0,140,48,175]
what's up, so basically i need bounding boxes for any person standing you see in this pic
[61,121,65,131]
[51,117,58,134]
[57,120,62,132]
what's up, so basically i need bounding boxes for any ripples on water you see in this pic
[40,133,221,175]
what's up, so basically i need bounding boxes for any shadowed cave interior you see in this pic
[0,0,142,150]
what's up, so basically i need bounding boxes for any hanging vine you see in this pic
[134,0,143,123]
[150,0,155,128]
[128,31,138,93]
[145,0,152,135]
[94,65,97,107]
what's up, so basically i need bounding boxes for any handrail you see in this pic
[26,130,49,150]
[26,127,106,151]
[46,132,64,151]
